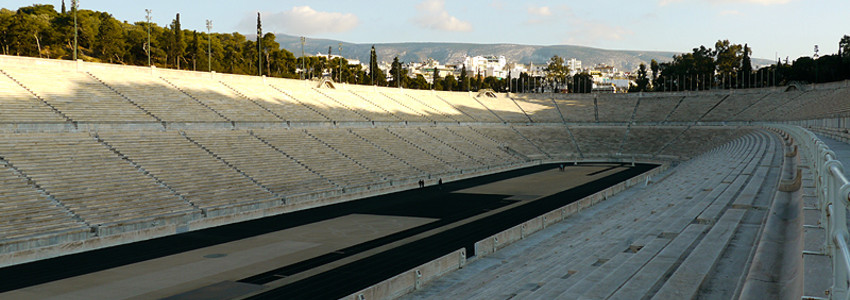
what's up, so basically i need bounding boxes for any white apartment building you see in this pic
[462,55,508,78]
[567,58,582,75]
[506,64,527,78]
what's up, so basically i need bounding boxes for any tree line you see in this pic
[628,37,850,92]
[0,4,571,93]
[1,4,848,93]
[0,4,518,92]
[0,4,306,77]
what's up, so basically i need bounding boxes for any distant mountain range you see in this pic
[274,34,772,71]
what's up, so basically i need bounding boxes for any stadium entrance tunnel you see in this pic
[0,162,657,299]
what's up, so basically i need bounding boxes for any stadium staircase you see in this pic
[158,76,234,124]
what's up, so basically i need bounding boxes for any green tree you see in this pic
[221,32,246,74]
[410,74,428,90]
[376,68,388,86]
[261,32,281,76]
[46,10,73,59]
[631,63,649,92]
[546,55,569,82]
[75,10,101,57]
[0,5,301,79]
[483,76,499,91]
[304,56,326,79]
[432,67,440,90]
[168,13,185,68]
[3,6,56,57]
[839,35,850,59]
[369,45,378,85]
[17,4,56,16]
[123,22,148,64]
[353,64,369,84]
[94,12,124,63]
[658,45,716,91]
[650,59,659,90]
[459,65,467,91]
[148,24,168,67]
[715,40,744,88]
[390,56,402,87]
[790,56,815,82]
[443,74,456,91]
[4,12,41,56]
[256,12,262,75]
[0,9,16,55]
[268,45,296,78]
[188,30,201,70]
[741,43,753,87]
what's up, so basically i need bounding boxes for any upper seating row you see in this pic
[3,58,848,126]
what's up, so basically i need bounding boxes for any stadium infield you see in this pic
[0,162,656,300]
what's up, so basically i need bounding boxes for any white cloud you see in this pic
[659,0,684,6]
[524,5,569,25]
[412,0,473,32]
[728,0,792,3]
[720,9,741,15]
[661,0,793,5]
[244,6,359,35]
[490,0,506,10]
[527,6,552,17]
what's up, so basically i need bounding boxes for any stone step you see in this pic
[564,237,672,299]
[651,208,748,300]
[609,223,710,299]
[506,157,745,299]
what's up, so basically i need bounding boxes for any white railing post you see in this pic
[834,230,850,300]
[771,124,850,300]
[825,160,843,256]
[836,182,850,300]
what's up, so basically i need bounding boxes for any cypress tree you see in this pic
[459,65,467,91]
[742,44,752,87]
[257,12,262,75]
[432,67,440,90]
[170,13,184,69]
[370,45,378,85]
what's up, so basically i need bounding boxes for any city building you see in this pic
[567,58,582,75]
[462,55,508,79]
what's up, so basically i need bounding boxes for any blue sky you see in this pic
[4,0,848,61]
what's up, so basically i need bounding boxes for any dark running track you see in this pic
[0,163,655,299]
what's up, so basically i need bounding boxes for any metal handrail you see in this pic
[770,125,850,300]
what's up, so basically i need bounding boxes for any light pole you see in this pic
[72,0,78,61]
[257,12,262,76]
[145,9,151,66]
[206,20,212,72]
[300,36,306,80]
[814,45,819,84]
